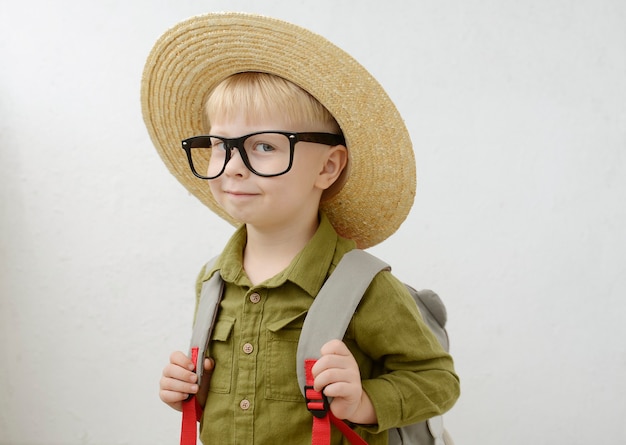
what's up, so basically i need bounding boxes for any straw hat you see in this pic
[141,12,416,249]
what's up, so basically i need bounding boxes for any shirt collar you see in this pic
[203,213,352,298]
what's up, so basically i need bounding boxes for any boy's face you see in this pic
[207,109,339,232]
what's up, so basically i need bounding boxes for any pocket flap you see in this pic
[266,310,307,332]
[212,316,236,341]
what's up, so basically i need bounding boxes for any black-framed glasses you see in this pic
[181,131,345,179]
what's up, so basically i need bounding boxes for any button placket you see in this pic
[242,290,261,358]
[234,288,264,424]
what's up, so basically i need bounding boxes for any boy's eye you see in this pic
[210,139,226,151]
[252,142,275,153]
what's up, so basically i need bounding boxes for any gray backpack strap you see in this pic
[296,249,390,396]
[189,257,223,387]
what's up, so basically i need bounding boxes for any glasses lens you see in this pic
[242,132,292,176]
[186,137,227,179]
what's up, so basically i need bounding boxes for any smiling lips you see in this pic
[224,190,257,197]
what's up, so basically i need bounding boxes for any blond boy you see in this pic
[142,13,459,445]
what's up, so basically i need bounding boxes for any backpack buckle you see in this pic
[304,385,329,418]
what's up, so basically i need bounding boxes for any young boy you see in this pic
[142,13,459,444]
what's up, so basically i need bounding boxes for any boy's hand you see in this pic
[311,340,377,425]
[159,351,214,412]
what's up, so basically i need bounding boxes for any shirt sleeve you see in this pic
[349,270,460,432]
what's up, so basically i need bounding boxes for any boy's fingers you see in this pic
[196,357,215,409]
[163,363,197,383]
[320,339,350,356]
[204,357,215,372]
[313,341,353,376]
[170,350,195,371]
[160,374,199,395]
[160,388,193,403]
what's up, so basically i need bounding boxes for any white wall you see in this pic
[1,0,624,444]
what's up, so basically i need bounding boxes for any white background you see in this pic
[1,0,625,444]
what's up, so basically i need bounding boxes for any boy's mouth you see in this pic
[224,190,257,196]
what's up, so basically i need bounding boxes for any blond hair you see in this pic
[204,72,341,134]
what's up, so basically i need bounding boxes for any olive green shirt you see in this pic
[196,214,459,444]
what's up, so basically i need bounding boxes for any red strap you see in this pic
[304,359,368,445]
[180,347,203,445]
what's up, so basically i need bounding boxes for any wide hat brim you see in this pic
[141,12,416,249]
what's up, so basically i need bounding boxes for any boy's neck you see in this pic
[243,215,319,285]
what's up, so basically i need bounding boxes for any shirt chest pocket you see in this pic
[265,311,307,402]
[207,315,236,394]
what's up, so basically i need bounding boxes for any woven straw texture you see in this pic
[141,12,416,248]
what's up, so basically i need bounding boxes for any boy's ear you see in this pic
[316,144,348,191]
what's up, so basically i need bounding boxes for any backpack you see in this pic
[181,249,453,445]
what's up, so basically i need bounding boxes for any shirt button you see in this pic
[243,343,254,354]
[249,293,261,303]
[240,399,251,410]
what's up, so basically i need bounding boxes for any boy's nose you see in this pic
[223,146,249,177]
